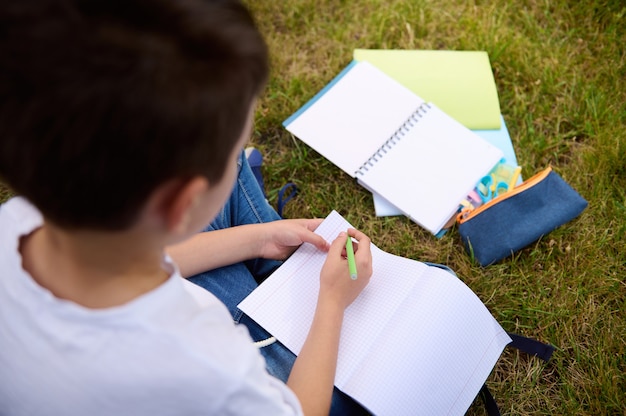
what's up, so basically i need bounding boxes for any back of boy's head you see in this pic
[0,0,268,230]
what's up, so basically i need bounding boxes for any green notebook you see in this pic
[353,49,501,130]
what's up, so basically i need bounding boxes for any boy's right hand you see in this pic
[288,228,372,414]
[318,228,372,311]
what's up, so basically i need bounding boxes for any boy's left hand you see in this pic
[258,219,329,260]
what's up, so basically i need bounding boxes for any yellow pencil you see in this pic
[508,166,522,190]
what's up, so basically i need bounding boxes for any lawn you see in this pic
[1,0,624,414]
[245,0,625,414]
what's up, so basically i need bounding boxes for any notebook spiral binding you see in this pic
[355,102,432,176]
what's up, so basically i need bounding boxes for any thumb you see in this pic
[328,231,349,257]
[303,230,331,252]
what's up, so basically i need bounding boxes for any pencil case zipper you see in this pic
[457,167,552,224]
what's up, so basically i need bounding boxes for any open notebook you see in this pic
[374,115,521,217]
[239,211,512,416]
[283,61,503,234]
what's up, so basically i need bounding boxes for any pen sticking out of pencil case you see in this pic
[456,167,588,266]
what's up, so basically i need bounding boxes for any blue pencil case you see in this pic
[456,167,588,266]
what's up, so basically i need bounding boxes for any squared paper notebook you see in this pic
[239,211,511,416]
[283,61,503,234]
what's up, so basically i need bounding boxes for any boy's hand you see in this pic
[319,228,372,311]
[258,218,330,260]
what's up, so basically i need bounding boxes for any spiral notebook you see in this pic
[372,115,520,217]
[283,61,503,234]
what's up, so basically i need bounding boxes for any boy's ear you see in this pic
[148,176,209,234]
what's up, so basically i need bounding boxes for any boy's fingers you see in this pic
[347,228,371,254]
[308,233,330,251]
[329,231,349,257]
[304,218,324,231]
[298,228,330,251]
[292,219,329,251]
[347,229,372,278]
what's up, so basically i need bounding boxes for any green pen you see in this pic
[345,235,357,280]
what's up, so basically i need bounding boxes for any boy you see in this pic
[0,0,372,415]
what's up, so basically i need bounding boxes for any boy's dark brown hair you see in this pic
[0,0,268,230]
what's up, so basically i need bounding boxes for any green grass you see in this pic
[246,0,625,414]
[1,0,624,414]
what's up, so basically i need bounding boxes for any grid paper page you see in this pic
[238,211,510,415]
[341,263,511,415]
[238,211,426,383]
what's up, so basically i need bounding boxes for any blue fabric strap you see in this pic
[479,333,555,416]
[507,332,555,362]
[479,384,501,416]
[276,182,298,218]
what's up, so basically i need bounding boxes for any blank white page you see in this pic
[284,61,424,177]
[238,211,511,415]
[341,262,512,415]
[357,104,503,234]
[239,211,423,383]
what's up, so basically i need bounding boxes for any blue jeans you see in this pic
[188,151,370,415]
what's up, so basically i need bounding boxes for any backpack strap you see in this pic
[507,332,555,362]
[480,333,555,416]
[276,182,298,218]
[479,384,501,416]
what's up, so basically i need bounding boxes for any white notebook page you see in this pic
[284,61,424,176]
[371,115,519,217]
[357,104,503,234]
[238,211,511,415]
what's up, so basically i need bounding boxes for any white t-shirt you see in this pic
[0,197,302,416]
